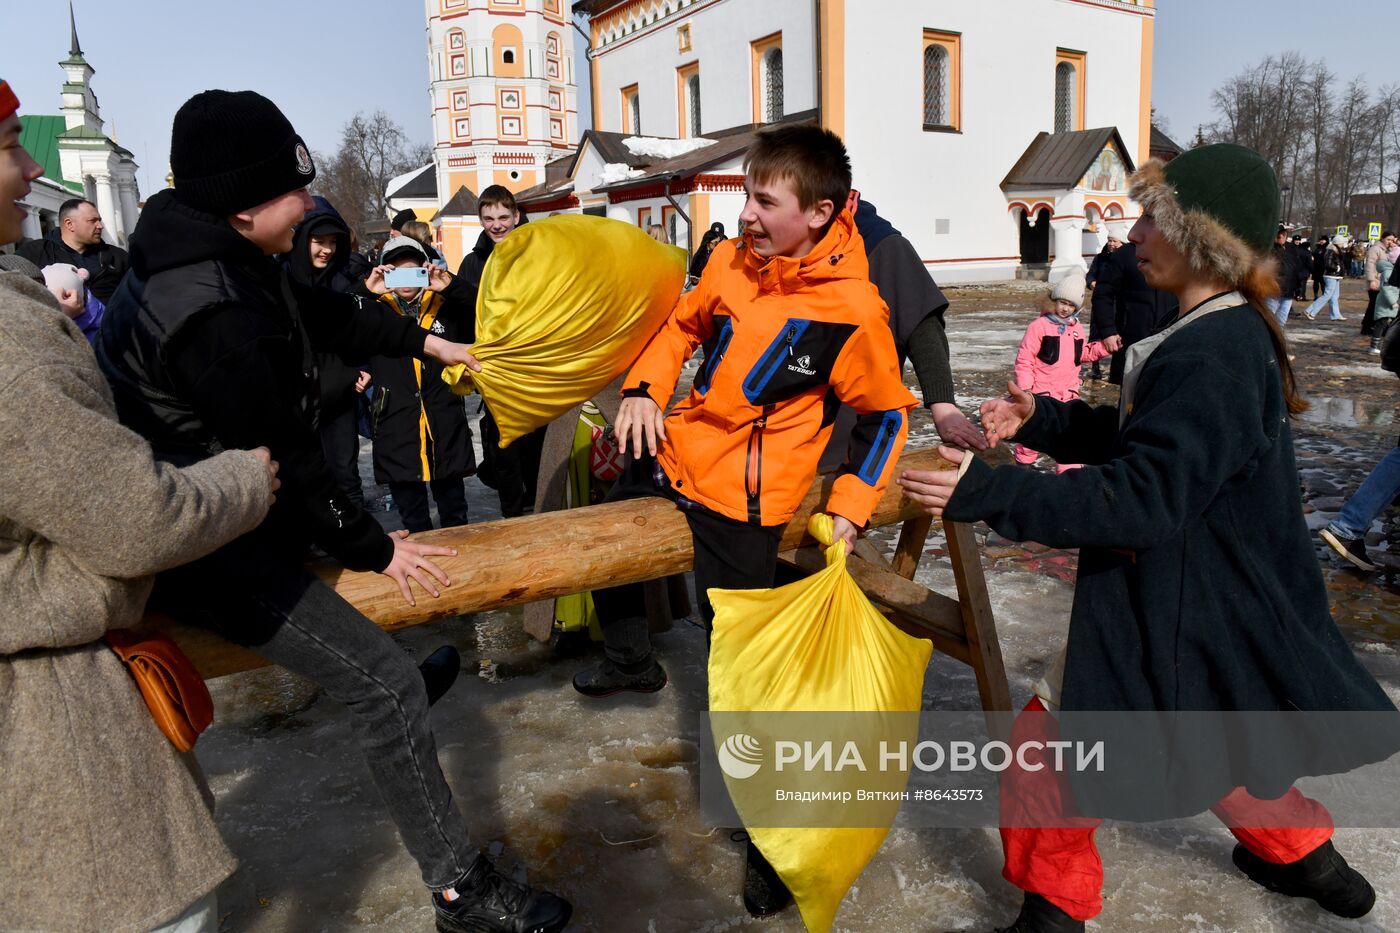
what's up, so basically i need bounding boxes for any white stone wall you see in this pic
[425,0,580,202]
[841,0,1149,283]
[590,0,817,137]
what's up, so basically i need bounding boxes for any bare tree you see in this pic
[311,111,432,236]
[1322,78,1378,229]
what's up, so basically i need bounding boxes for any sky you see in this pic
[4,1,1391,199]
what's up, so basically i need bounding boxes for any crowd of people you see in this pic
[2,71,1398,933]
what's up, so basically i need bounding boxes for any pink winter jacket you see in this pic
[1014,312,1110,402]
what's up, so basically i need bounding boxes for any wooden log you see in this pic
[167,446,956,678]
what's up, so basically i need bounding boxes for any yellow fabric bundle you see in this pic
[708,514,933,932]
[441,214,686,448]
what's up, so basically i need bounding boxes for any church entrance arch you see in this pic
[1019,207,1050,266]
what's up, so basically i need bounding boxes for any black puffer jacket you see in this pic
[96,189,428,572]
[284,197,370,419]
[368,290,476,484]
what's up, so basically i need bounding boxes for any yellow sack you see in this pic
[441,214,686,448]
[708,514,933,933]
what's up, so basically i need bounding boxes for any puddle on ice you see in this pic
[1298,397,1396,428]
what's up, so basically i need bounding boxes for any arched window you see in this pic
[687,72,701,137]
[493,23,524,78]
[629,91,641,134]
[762,47,783,123]
[924,44,949,127]
[1055,61,1076,133]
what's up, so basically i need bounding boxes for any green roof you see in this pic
[57,124,107,139]
[19,115,82,194]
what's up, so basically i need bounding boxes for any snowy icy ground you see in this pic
[200,287,1400,932]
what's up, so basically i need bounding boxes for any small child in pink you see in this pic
[1013,268,1111,472]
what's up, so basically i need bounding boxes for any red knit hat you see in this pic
[0,79,18,122]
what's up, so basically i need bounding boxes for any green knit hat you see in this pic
[1128,143,1281,284]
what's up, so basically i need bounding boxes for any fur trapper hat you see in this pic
[1128,143,1280,286]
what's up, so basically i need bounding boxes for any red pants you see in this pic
[1000,697,1335,921]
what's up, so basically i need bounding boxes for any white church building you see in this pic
[399,0,582,264]
[17,8,141,246]
[408,0,1163,281]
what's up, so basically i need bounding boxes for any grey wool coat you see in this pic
[0,271,273,932]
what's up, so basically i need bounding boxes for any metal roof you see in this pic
[390,163,438,200]
[1001,127,1134,192]
[19,115,82,194]
[432,185,480,220]
[1150,124,1184,157]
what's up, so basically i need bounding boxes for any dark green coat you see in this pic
[947,303,1399,818]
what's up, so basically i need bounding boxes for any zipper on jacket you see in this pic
[744,407,773,524]
[743,319,810,404]
[695,319,733,395]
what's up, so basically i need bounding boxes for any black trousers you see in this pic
[1362,288,1379,336]
[320,404,365,508]
[590,455,784,667]
[479,406,546,518]
[388,477,469,534]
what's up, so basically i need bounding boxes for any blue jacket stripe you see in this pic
[856,410,903,485]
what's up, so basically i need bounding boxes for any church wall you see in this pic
[590,0,816,137]
[840,0,1151,282]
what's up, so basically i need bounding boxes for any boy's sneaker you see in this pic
[1233,840,1375,919]
[1319,527,1379,571]
[572,657,667,698]
[943,893,1084,932]
[433,854,572,933]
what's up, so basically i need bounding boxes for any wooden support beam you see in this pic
[945,520,1012,716]
[165,447,957,679]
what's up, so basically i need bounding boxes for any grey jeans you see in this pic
[155,555,476,890]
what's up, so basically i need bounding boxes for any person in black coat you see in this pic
[1292,234,1312,300]
[454,185,545,517]
[1311,235,1329,298]
[900,145,1398,932]
[1088,239,1178,384]
[16,197,130,303]
[1267,225,1311,325]
[283,196,371,507]
[365,235,476,533]
[95,90,572,933]
[688,221,726,281]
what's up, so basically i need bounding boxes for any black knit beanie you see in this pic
[170,89,316,215]
[390,209,417,232]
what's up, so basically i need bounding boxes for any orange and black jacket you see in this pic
[625,210,917,527]
[368,289,476,485]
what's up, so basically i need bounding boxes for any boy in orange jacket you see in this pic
[574,125,916,913]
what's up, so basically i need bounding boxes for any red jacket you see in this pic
[625,211,917,527]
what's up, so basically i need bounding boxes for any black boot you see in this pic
[420,645,461,707]
[571,656,667,698]
[433,853,572,933]
[1233,840,1375,919]
[739,835,792,917]
[945,893,1084,932]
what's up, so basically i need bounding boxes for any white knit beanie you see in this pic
[1050,267,1087,310]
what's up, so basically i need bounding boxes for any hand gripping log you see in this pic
[156,446,1010,712]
